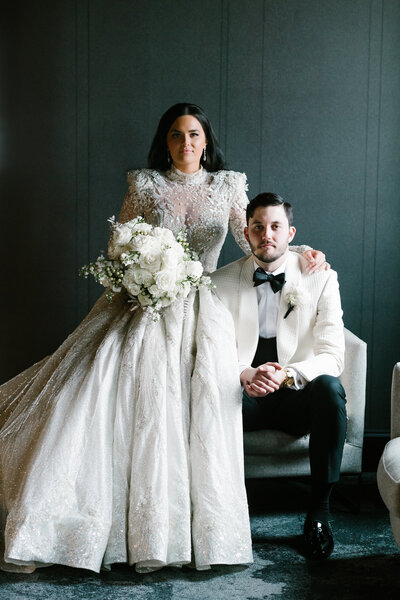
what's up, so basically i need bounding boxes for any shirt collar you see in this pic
[253,259,287,276]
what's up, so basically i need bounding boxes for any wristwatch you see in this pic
[281,369,295,388]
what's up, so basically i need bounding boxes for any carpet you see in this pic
[0,474,398,600]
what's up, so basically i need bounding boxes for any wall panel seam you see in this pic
[259,0,266,189]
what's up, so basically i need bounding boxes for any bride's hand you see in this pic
[302,249,330,273]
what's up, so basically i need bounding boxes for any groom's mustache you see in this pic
[258,242,276,248]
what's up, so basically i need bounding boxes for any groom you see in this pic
[212,193,347,560]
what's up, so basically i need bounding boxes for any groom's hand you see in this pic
[241,363,286,397]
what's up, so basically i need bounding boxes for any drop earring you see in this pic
[203,147,207,162]
[167,150,171,164]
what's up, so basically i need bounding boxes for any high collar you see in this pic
[166,164,207,185]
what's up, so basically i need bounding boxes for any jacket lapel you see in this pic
[277,253,302,365]
[237,256,259,365]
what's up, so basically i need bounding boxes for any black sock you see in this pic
[307,482,334,525]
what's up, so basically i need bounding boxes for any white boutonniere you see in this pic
[283,285,309,319]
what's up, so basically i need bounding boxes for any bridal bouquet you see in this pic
[80,216,213,320]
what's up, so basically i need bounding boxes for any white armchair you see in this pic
[243,328,367,479]
[377,363,400,545]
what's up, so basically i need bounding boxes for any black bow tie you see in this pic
[253,267,286,293]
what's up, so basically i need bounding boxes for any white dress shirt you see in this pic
[255,261,286,339]
[241,261,305,390]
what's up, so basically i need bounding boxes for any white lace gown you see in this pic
[0,165,254,573]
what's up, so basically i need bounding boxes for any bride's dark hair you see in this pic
[147,103,226,172]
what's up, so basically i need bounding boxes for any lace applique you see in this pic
[118,167,250,272]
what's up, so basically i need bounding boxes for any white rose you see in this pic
[129,221,153,234]
[148,283,164,299]
[138,238,162,272]
[122,233,149,252]
[175,263,187,281]
[126,282,141,296]
[127,265,154,287]
[107,224,136,259]
[122,270,141,296]
[112,223,133,246]
[154,269,177,293]
[123,234,148,252]
[161,245,184,270]
[152,227,176,244]
[184,260,203,279]
[137,293,153,307]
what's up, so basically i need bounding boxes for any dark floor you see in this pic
[0,473,398,600]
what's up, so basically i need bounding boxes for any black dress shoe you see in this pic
[303,518,334,560]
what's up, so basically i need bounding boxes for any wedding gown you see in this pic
[0,165,254,573]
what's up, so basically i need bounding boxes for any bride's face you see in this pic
[167,115,207,174]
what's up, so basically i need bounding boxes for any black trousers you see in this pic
[242,375,347,484]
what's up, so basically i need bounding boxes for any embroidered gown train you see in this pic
[0,165,254,573]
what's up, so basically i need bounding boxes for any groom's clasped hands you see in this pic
[241,362,286,397]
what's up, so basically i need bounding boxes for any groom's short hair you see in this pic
[246,193,293,226]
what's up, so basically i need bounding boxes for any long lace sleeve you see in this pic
[289,244,312,254]
[111,171,151,252]
[117,169,154,223]
[227,172,251,255]
[118,190,140,224]
[108,186,138,252]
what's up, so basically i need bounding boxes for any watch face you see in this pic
[284,374,294,387]
[281,370,294,388]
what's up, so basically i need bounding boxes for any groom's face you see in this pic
[244,205,296,269]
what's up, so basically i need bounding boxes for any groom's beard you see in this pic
[249,240,288,266]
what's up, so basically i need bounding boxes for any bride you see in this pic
[0,102,324,573]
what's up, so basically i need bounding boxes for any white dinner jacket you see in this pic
[211,252,345,383]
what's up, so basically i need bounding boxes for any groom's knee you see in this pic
[308,375,347,417]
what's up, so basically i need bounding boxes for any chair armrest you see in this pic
[340,328,367,447]
[391,363,400,439]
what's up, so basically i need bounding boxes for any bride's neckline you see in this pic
[166,164,208,185]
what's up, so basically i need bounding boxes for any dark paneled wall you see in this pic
[1,0,399,433]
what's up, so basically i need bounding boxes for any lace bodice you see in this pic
[118,165,250,273]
